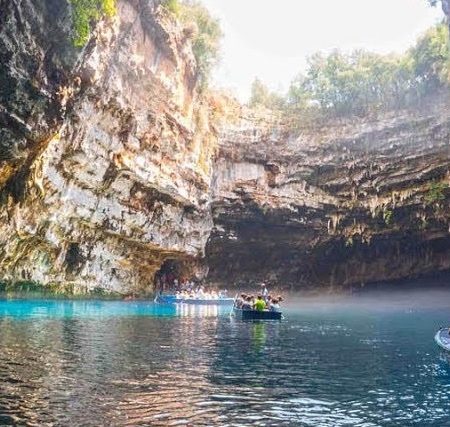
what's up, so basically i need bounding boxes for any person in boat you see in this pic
[261,283,269,301]
[241,296,253,310]
[235,294,245,308]
[270,298,281,312]
[197,286,205,298]
[254,295,266,311]
[235,295,243,308]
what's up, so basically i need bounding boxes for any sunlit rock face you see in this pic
[0,0,214,294]
[207,103,450,290]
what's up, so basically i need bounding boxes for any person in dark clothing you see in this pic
[241,296,253,310]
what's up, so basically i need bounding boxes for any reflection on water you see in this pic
[0,299,228,319]
[1,293,450,425]
[251,322,267,351]
[0,300,178,318]
[175,303,221,318]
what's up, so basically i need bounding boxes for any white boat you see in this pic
[154,293,234,306]
[435,328,450,351]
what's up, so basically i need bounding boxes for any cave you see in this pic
[64,243,85,275]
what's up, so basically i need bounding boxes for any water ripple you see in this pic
[0,301,449,425]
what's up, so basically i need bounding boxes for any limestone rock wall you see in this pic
[0,0,214,294]
[208,103,450,290]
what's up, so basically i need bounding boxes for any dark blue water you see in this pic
[1,291,450,426]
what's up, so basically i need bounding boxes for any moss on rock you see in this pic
[70,0,117,47]
[0,280,123,299]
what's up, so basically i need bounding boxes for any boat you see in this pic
[435,328,450,351]
[232,306,282,320]
[154,293,234,306]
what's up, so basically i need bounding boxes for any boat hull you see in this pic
[155,294,234,306]
[435,328,450,351]
[232,307,282,320]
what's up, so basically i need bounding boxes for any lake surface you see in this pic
[1,290,450,426]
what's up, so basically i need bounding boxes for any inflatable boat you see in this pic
[435,328,450,351]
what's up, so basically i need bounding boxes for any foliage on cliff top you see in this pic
[425,181,449,204]
[161,0,222,89]
[250,23,449,120]
[162,0,182,16]
[70,0,116,47]
[249,78,285,110]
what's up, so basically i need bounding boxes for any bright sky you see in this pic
[201,0,444,101]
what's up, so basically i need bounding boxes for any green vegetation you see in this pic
[249,78,285,110]
[70,0,117,47]
[425,181,449,204]
[0,280,123,299]
[250,23,449,119]
[161,0,222,89]
[161,0,181,16]
[411,23,450,90]
[383,209,393,225]
[0,281,48,294]
[345,236,354,247]
[180,1,222,89]
[289,23,449,117]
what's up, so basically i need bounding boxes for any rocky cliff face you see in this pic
[208,102,450,290]
[0,0,449,294]
[0,0,214,294]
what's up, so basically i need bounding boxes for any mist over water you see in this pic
[1,286,450,426]
[286,286,450,312]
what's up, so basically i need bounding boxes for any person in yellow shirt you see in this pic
[254,295,266,311]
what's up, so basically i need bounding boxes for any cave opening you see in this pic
[154,258,207,292]
[154,258,184,292]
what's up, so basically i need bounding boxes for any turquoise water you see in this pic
[1,291,450,426]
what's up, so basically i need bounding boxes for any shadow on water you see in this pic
[0,288,450,425]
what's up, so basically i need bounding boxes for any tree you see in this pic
[284,23,448,119]
[287,74,311,110]
[410,23,450,92]
[249,78,284,110]
[160,0,222,89]
[179,1,222,89]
